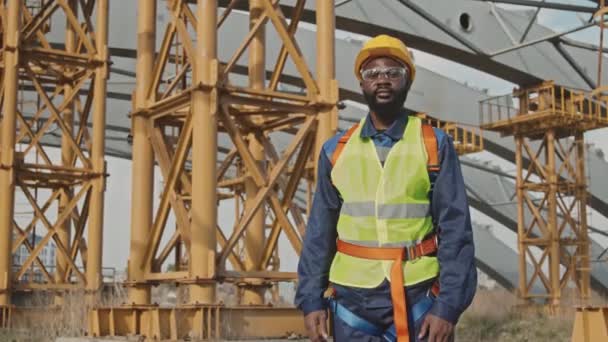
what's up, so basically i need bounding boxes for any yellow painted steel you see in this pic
[88,305,306,340]
[572,307,608,342]
[241,0,268,306]
[315,0,338,178]
[86,0,109,304]
[56,0,78,304]
[189,0,218,306]
[480,82,601,305]
[575,132,590,300]
[128,0,157,306]
[0,0,109,306]
[594,1,607,88]
[0,0,21,306]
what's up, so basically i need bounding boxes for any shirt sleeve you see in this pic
[294,147,341,315]
[428,134,477,324]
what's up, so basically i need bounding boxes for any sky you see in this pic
[14,1,608,281]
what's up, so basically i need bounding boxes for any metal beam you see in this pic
[491,3,518,45]
[396,0,486,55]
[128,0,156,305]
[241,0,267,305]
[472,0,598,13]
[490,21,598,57]
[0,0,21,306]
[519,0,545,43]
[86,0,109,304]
[554,41,597,89]
[561,37,608,54]
[315,0,338,176]
[189,0,218,306]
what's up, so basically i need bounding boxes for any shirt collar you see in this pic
[360,110,409,141]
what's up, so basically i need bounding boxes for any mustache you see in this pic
[363,88,408,114]
[374,85,393,92]
[374,88,393,94]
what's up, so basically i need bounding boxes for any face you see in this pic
[359,57,410,115]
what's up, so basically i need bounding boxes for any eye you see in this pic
[362,68,380,80]
[387,68,404,79]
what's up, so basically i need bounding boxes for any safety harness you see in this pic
[329,120,441,342]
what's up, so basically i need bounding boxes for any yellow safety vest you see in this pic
[329,116,439,288]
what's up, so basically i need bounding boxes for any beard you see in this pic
[363,88,409,120]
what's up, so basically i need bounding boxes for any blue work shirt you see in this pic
[295,112,477,324]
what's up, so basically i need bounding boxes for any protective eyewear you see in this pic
[360,67,407,81]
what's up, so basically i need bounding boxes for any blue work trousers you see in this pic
[332,280,454,342]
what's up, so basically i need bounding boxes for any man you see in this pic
[295,35,477,342]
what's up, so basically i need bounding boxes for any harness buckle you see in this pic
[406,245,420,263]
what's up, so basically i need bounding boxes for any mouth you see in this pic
[375,88,394,100]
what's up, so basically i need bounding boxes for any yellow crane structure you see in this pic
[479,8,608,342]
[89,0,337,338]
[0,0,109,312]
[481,82,608,306]
[571,2,608,341]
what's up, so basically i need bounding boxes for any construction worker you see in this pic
[295,35,477,342]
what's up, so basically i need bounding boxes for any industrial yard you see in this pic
[0,0,607,341]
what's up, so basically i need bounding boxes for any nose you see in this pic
[377,71,392,80]
[374,76,391,86]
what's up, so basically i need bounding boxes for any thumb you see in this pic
[319,311,329,339]
[418,316,430,339]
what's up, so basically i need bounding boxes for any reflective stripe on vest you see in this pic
[329,116,439,288]
[341,202,430,219]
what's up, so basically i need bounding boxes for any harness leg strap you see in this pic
[390,252,409,340]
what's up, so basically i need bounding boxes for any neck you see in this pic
[370,111,400,130]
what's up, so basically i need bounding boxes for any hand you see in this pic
[418,314,454,342]
[304,310,329,342]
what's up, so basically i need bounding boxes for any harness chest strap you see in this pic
[336,236,438,342]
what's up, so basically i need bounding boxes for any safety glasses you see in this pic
[360,66,407,81]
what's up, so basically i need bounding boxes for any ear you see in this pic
[403,78,411,91]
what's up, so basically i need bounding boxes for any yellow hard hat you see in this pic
[354,35,416,83]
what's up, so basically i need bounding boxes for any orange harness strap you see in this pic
[422,124,440,173]
[336,236,438,342]
[331,123,360,166]
[331,122,440,173]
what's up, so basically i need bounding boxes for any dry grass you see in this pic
[456,288,574,342]
[0,285,127,342]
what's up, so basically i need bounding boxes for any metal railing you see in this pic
[415,113,484,155]
[478,93,518,126]
[480,81,608,128]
